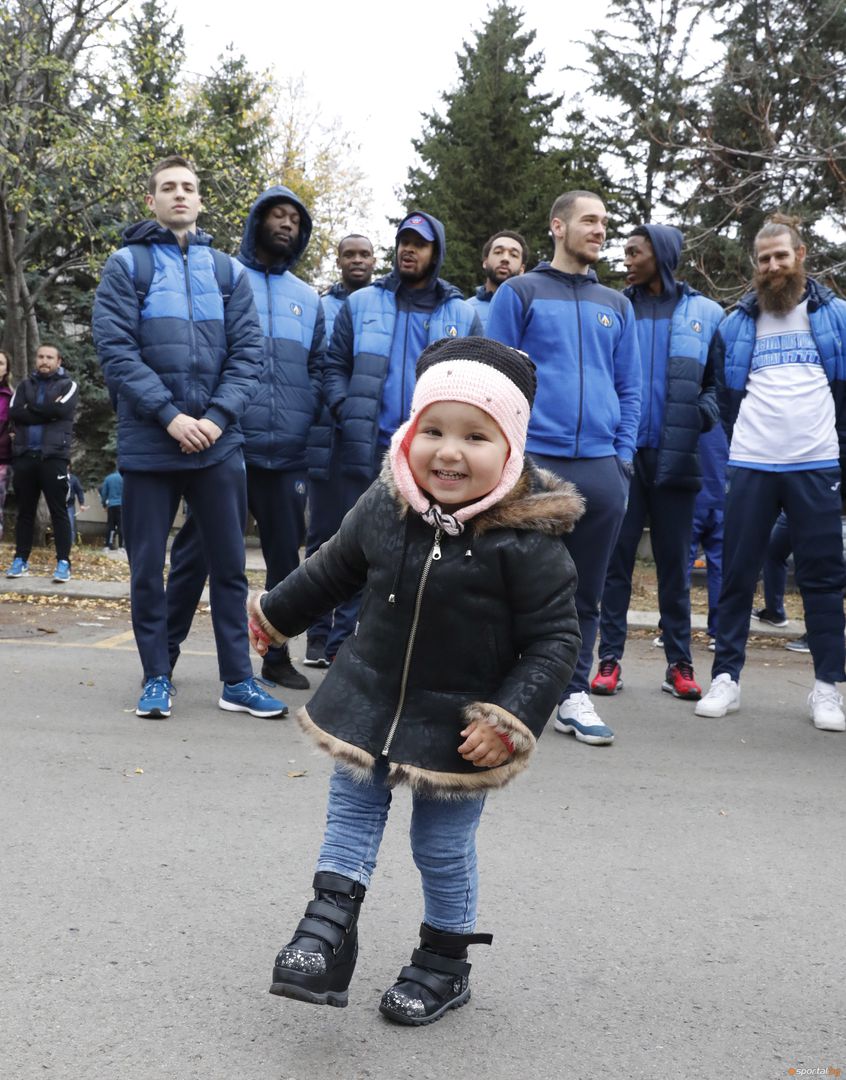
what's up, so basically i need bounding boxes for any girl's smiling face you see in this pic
[407,400,509,509]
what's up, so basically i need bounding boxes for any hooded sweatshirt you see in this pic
[236,186,325,472]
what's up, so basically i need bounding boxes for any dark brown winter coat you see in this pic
[256,459,584,795]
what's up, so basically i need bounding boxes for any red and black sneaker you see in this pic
[662,661,702,700]
[590,657,623,696]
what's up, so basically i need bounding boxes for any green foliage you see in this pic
[401,1,610,295]
[575,0,707,228]
[681,0,846,300]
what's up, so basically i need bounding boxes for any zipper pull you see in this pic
[432,528,442,561]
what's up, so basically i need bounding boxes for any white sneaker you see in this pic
[554,691,615,745]
[808,684,846,732]
[694,673,740,717]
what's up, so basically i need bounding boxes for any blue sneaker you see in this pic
[136,675,174,719]
[219,676,289,718]
[6,557,29,578]
[53,559,71,583]
[553,692,615,745]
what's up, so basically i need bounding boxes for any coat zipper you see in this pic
[381,528,442,757]
[182,249,199,417]
[266,272,275,467]
[574,289,584,457]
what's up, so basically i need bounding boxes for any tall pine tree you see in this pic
[575,0,707,227]
[682,0,846,300]
[402,1,607,295]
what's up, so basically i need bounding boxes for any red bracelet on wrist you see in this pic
[248,618,272,647]
[496,730,515,754]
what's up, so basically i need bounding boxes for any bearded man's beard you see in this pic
[754,264,807,315]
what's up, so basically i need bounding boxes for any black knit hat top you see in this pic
[415,335,537,409]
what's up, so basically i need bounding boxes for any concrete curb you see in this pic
[1,580,807,638]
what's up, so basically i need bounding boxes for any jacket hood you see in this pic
[532,262,600,286]
[238,185,312,275]
[394,210,446,284]
[324,281,349,300]
[630,224,683,298]
[382,457,585,537]
[121,219,213,247]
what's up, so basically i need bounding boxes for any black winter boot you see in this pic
[261,643,310,691]
[379,922,492,1026]
[269,872,366,1008]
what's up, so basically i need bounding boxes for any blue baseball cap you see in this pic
[397,213,435,243]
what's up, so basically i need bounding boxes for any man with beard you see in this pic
[486,190,641,746]
[165,186,325,691]
[696,214,846,732]
[303,233,377,668]
[321,211,481,655]
[467,231,528,331]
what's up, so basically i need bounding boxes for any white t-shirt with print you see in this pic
[729,300,838,470]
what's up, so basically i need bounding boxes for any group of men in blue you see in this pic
[90,157,846,736]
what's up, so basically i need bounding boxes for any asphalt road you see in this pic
[1,599,843,1080]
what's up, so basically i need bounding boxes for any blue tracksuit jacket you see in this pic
[486,263,642,461]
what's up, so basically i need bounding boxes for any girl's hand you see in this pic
[248,617,271,656]
[458,720,512,768]
[246,591,280,656]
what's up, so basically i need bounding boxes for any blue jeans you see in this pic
[316,763,486,933]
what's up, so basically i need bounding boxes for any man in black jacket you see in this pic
[5,343,79,583]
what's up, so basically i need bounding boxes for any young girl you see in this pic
[248,336,584,1025]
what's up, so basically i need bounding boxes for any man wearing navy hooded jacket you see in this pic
[591,224,722,703]
[320,211,481,658]
[93,156,287,721]
[165,185,325,691]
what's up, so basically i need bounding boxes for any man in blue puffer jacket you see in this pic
[487,190,641,747]
[93,156,287,721]
[695,215,846,732]
[320,211,481,658]
[165,185,325,691]
[591,224,722,704]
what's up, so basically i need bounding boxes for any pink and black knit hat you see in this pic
[389,336,537,526]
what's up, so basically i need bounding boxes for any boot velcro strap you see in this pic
[294,917,345,950]
[397,964,461,999]
[305,900,356,930]
[313,871,365,898]
[418,923,493,949]
[409,949,470,977]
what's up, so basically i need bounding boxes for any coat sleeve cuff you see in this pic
[247,590,288,646]
[462,702,537,758]
[203,406,230,432]
[157,403,180,428]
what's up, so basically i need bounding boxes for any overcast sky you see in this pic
[175,0,609,250]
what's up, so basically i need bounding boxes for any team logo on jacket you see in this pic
[290,303,302,316]
[446,324,458,337]
[691,319,702,332]
[597,312,612,327]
